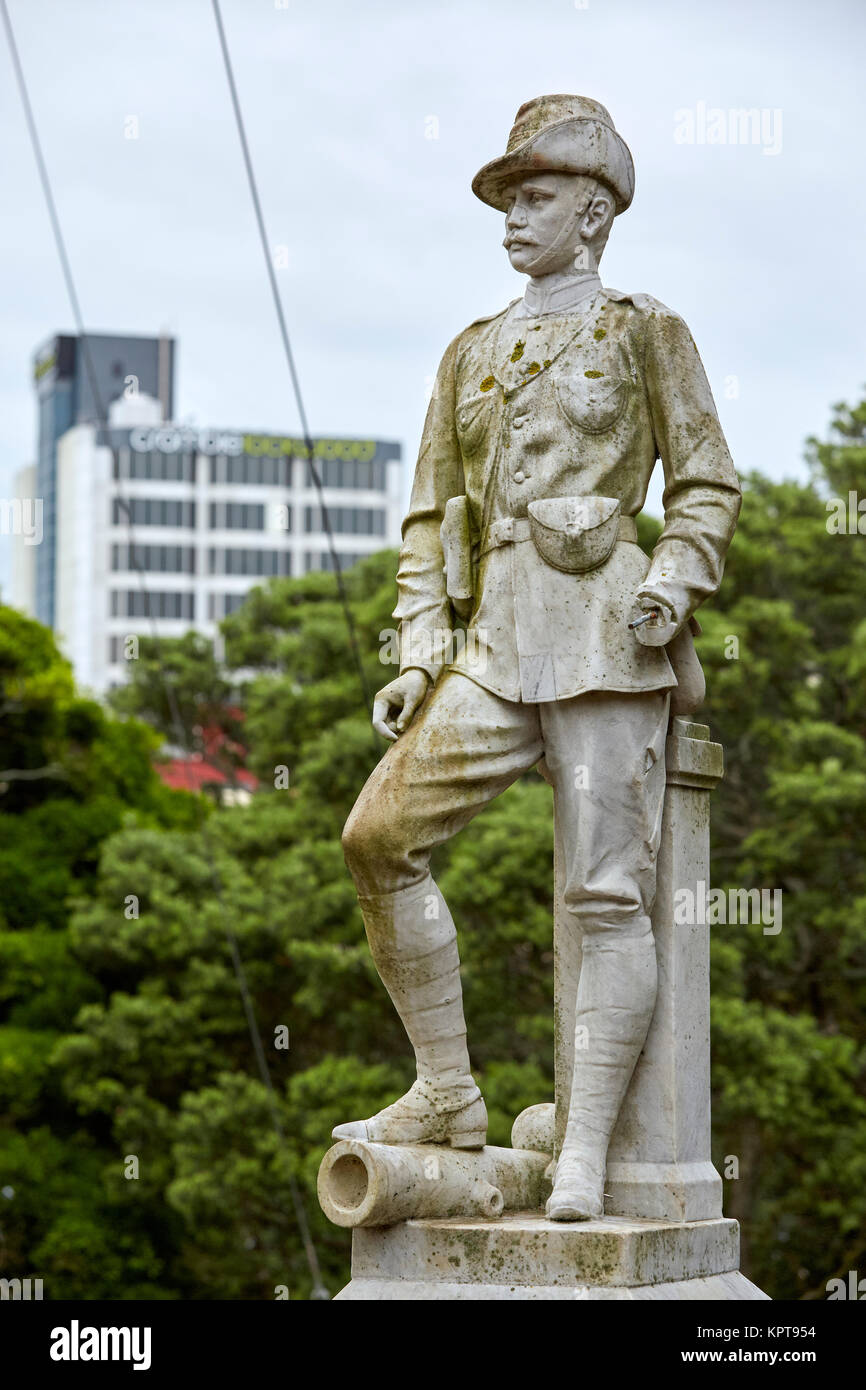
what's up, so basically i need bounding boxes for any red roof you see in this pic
[154,718,258,794]
[156,753,258,793]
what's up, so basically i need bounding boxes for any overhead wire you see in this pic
[211,0,375,722]
[1,0,329,1298]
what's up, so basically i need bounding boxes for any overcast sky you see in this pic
[2,0,865,593]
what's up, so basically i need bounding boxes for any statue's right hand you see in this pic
[372,669,431,742]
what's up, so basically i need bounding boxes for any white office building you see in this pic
[11,389,402,693]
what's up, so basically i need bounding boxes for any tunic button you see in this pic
[513,416,527,429]
[514,470,526,484]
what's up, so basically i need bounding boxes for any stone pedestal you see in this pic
[335,1212,768,1300]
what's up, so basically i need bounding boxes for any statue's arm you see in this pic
[634,304,742,645]
[391,332,465,684]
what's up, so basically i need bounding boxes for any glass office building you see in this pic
[32,332,174,627]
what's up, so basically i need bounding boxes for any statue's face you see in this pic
[502,171,606,277]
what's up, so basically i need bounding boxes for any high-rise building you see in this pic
[31,332,174,628]
[12,333,402,692]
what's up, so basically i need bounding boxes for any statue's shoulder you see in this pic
[602,288,686,326]
[458,300,519,341]
[437,302,517,373]
[445,300,519,373]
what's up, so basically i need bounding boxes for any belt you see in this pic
[479,512,638,558]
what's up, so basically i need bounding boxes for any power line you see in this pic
[1,0,328,1298]
[210,0,374,720]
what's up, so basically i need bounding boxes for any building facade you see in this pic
[13,333,402,693]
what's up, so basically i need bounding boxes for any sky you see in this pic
[1,0,865,593]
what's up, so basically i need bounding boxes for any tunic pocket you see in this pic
[456,390,495,456]
[554,371,630,435]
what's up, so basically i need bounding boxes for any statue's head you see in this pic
[472,95,634,278]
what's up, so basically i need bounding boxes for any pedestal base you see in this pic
[336,1212,769,1301]
[605,1159,723,1223]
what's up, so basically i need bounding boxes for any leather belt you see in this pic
[480,512,638,559]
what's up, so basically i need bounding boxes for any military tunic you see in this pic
[393,285,742,703]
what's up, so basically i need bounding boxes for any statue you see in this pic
[333,94,741,1226]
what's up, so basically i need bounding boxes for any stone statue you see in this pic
[333,94,741,1226]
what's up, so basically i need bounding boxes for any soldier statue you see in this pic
[335,95,741,1221]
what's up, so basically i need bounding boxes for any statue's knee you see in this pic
[564,888,651,940]
[342,796,395,880]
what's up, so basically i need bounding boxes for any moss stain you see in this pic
[510,341,525,363]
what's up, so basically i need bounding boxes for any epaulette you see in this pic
[602,288,678,317]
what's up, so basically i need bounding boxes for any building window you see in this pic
[111,543,196,574]
[304,551,366,573]
[109,590,195,620]
[209,501,266,530]
[207,548,292,577]
[111,497,196,527]
[120,450,196,482]
[303,505,385,537]
[209,455,292,486]
[305,459,386,491]
[207,592,252,620]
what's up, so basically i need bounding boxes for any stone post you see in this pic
[554,715,725,1222]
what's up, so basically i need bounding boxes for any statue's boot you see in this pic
[546,934,657,1221]
[332,875,487,1148]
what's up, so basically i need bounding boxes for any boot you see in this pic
[546,934,657,1221]
[332,875,487,1148]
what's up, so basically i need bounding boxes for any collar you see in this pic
[517,271,602,318]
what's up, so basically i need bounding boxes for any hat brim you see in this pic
[472,116,634,215]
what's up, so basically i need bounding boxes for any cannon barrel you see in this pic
[317,1139,551,1229]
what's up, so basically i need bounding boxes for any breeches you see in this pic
[342,672,670,940]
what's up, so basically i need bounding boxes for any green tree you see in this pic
[107,630,246,791]
[0,608,198,1297]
